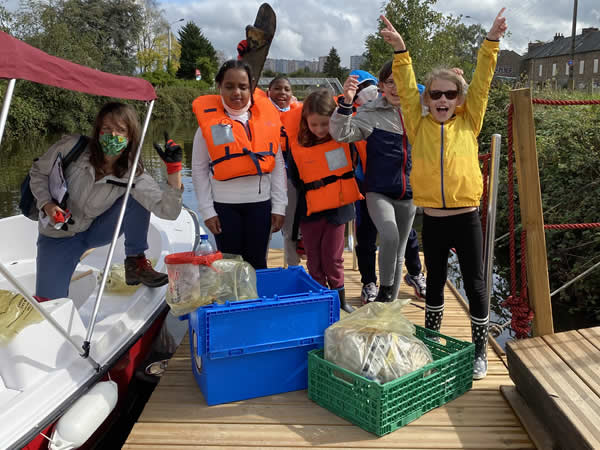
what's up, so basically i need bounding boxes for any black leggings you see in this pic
[422,210,488,319]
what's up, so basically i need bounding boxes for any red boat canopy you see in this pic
[0,31,157,101]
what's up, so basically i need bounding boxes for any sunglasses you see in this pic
[429,90,459,100]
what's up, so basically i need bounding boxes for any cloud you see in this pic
[162,0,378,66]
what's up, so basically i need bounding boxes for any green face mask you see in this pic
[99,133,128,156]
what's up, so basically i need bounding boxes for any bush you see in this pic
[480,84,600,324]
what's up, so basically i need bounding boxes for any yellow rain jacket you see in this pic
[392,39,499,208]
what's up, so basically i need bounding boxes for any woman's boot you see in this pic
[425,304,444,341]
[374,285,393,302]
[336,287,354,313]
[471,316,489,380]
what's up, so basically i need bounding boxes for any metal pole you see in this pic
[551,260,600,297]
[0,261,100,370]
[569,0,578,90]
[484,134,502,312]
[0,79,16,149]
[82,100,155,358]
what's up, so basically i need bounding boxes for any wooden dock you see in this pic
[506,326,600,450]
[124,250,533,449]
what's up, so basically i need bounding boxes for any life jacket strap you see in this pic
[303,170,354,191]
[209,143,276,176]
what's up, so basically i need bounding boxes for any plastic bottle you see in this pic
[194,234,215,256]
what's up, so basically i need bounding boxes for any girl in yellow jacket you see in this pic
[381,9,508,380]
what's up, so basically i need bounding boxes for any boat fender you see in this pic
[49,380,118,450]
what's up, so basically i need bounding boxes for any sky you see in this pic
[4,0,599,66]
[158,0,600,66]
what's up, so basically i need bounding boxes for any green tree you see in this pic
[176,22,217,80]
[362,0,459,81]
[445,21,487,80]
[194,56,218,84]
[288,66,313,77]
[136,0,169,73]
[0,1,13,33]
[323,47,343,81]
[13,0,143,74]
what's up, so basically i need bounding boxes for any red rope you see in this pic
[501,97,600,339]
[502,104,534,338]
[544,223,600,230]
[532,98,600,106]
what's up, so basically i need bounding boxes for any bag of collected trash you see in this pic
[164,252,258,316]
[96,258,158,294]
[324,300,433,384]
[0,289,43,344]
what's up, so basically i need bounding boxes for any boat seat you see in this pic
[0,298,87,391]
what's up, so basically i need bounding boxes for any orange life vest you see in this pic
[280,102,303,153]
[354,140,367,172]
[192,95,281,181]
[291,140,363,216]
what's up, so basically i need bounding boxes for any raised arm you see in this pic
[380,15,421,140]
[464,8,507,134]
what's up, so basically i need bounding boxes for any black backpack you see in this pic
[19,135,89,220]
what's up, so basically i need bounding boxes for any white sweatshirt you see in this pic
[192,109,287,221]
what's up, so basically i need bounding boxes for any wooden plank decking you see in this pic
[124,250,533,449]
[506,326,600,450]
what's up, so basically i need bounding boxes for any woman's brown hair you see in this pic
[297,89,336,147]
[89,102,143,178]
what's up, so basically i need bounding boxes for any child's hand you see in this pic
[487,8,507,41]
[380,15,406,52]
[451,67,468,89]
[342,75,359,104]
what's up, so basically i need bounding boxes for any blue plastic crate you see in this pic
[182,266,340,405]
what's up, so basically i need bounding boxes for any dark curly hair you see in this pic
[89,102,143,178]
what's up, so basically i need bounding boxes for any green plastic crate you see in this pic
[308,325,475,436]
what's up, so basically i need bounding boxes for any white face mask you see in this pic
[355,84,378,106]
[221,97,252,116]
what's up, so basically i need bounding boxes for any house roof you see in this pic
[523,30,600,60]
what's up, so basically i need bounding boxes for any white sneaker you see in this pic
[404,272,426,299]
[360,282,378,305]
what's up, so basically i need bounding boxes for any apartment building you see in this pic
[521,28,600,89]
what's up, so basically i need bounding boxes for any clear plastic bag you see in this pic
[324,300,433,384]
[165,253,258,316]
[0,289,43,345]
[98,263,140,295]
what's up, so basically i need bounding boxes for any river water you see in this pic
[0,116,513,346]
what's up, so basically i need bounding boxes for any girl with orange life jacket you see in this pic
[287,89,362,313]
[267,75,304,266]
[191,60,287,270]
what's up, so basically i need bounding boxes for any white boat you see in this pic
[0,31,200,449]
[0,210,198,450]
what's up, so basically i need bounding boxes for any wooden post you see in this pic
[509,88,554,336]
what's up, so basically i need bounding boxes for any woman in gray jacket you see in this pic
[30,102,183,299]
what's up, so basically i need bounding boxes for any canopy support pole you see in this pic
[82,100,155,358]
[0,78,16,148]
